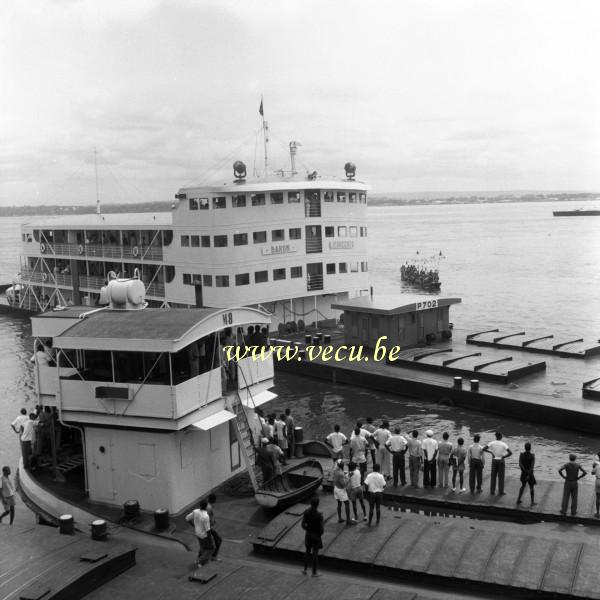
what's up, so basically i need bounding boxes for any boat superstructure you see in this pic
[10,142,370,330]
[26,275,275,514]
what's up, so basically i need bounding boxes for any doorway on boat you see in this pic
[195,283,203,307]
[306,262,323,292]
[304,190,321,217]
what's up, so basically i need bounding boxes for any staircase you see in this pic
[228,391,259,492]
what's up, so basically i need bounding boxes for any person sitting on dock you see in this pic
[407,430,422,488]
[422,430,438,488]
[516,442,537,506]
[349,427,368,482]
[333,459,352,524]
[185,499,214,567]
[364,463,386,526]
[437,432,453,489]
[325,424,348,465]
[559,454,587,516]
[301,496,324,577]
[451,437,467,492]
[592,453,600,518]
[484,432,512,496]
[468,434,485,494]
[348,461,367,522]
[385,427,408,487]
[373,421,392,480]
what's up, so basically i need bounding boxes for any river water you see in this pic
[1,201,599,481]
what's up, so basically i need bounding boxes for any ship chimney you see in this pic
[289,141,301,175]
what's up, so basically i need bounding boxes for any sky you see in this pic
[2,0,600,207]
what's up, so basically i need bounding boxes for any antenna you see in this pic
[260,97,268,174]
[94,148,100,215]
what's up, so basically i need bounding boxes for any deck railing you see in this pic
[307,274,324,291]
[39,243,163,261]
[305,238,323,254]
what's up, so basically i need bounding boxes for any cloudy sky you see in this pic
[2,0,599,206]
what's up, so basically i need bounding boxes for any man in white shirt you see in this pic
[468,434,486,493]
[373,421,392,479]
[325,425,348,465]
[20,413,37,470]
[11,409,28,436]
[186,499,214,566]
[421,430,439,488]
[484,431,512,495]
[406,430,422,488]
[364,464,386,526]
[386,428,408,487]
[349,427,368,482]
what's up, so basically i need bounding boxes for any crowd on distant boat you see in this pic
[400,263,440,288]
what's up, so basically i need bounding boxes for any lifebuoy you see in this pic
[132,246,140,257]
[78,244,84,255]
[40,242,46,253]
[41,273,48,282]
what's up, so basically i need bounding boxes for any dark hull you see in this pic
[255,460,324,508]
[553,210,600,216]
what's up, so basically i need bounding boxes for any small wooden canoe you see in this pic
[255,460,324,509]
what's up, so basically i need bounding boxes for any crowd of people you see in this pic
[253,408,296,482]
[400,263,440,288]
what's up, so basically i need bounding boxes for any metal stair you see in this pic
[228,391,259,492]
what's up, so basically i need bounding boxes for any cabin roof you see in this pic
[53,306,270,352]
[179,178,369,195]
[331,294,462,315]
[22,212,172,229]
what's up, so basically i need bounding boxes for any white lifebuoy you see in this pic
[132,246,140,257]
[40,242,46,253]
[78,244,84,255]
[41,273,48,282]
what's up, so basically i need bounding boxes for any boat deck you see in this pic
[253,493,600,599]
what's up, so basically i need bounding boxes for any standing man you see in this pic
[407,430,422,488]
[0,466,16,525]
[559,454,587,516]
[363,417,377,469]
[468,434,485,494]
[285,408,295,459]
[422,430,438,488]
[484,431,512,495]
[301,496,324,577]
[364,464,386,526]
[386,427,408,487]
[593,452,600,518]
[20,413,37,470]
[325,424,348,465]
[265,438,285,476]
[206,494,222,562]
[332,459,351,524]
[185,499,214,567]
[373,421,392,480]
[11,408,28,435]
[348,461,367,522]
[274,414,288,464]
[349,427,368,482]
[437,432,453,489]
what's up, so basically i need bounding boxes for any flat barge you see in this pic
[553,209,600,216]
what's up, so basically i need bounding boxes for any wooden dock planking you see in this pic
[376,519,431,569]
[541,541,584,595]
[285,577,378,600]
[400,521,450,573]
[572,544,600,599]
[483,533,528,585]
[426,527,476,578]
[511,538,556,591]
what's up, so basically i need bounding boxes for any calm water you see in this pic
[1,201,599,481]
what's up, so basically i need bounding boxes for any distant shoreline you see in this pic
[0,193,597,217]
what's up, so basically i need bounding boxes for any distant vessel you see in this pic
[400,251,442,291]
[553,209,600,216]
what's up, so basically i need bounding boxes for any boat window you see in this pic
[163,231,173,246]
[291,266,303,278]
[216,275,229,287]
[172,334,219,384]
[189,198,199,210]
[326,263,336,274]
[325,226,334,238]
[273,268,286,281]
[253,231,267,244]
[81,350,113,382]
[349,226,357,237]
[338,226,347,237]
[212,196,226,209]
[288,191,301,203]
[350,262,359,272]
[58,349,79,370]
[339,262,347,273]
[201,235,211,247]
[289,227,302,240]
[270,192,283,204]
[165,266,175,283]
[232,194,246,208]
[203,275,213,287]
[235,273,250,286]
[255,270,268,283]
[337,192,346,202]
[271,229,285,242]
[199,198,209,210]
[214,235,228,247]
[183,273,192,285]
[181,235,190,247]
[191,235,200,247]
[251,193,265,206]
[233,233,248,246]
[324,191,334,202]
[360,193,367,203]
[349,192,357,203]
[361,261,368,272]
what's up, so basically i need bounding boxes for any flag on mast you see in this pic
[259,98,264,117]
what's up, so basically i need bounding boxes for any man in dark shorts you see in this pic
[301,496,324,577]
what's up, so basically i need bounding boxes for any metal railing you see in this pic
[39,243,163,261]
[307,274,324,291]
[79,275,106,289]
[146,283,165,297]
[305,238,323,253]
[20,268,72,287]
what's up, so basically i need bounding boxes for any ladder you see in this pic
[227,391,259,492]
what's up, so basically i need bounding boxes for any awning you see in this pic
[242,389,277,408]
[191,409,235,431]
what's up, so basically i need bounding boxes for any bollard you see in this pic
[123,499,140,521]
[298,348,306,360]
[470,379,480,392]
[304,334,312,345]
[91,519,107,540]
[453,377,462,389]
[312,336,321,346]
[154,508,170,531]
[323,334,332,344]
[59,514,74,535]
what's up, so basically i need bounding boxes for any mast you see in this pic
[260,97,269,174]
[94,147,100,215]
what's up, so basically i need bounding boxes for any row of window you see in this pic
[188,190,367,211]
[180,226,367,248]
[182,262,368,287]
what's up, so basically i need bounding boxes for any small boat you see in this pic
[254,459,324,508]
[553,209,600,216]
